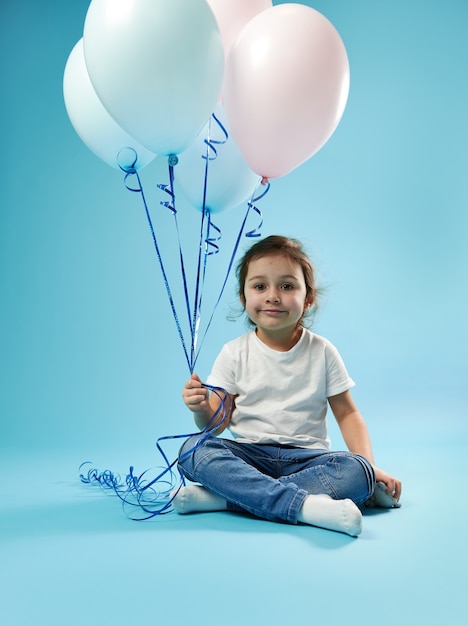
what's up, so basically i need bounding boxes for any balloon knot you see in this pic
[168,154,179,167]
[261,176,269,186]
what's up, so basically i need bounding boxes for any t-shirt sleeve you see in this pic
[325,343,355,397]
[206,343,238,395]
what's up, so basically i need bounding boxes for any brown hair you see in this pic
[235,235,318,326]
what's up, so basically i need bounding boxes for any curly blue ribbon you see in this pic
[205,213,221,255]
[80,384,233,520]
[202,111,229,162]
[246,178,269,238]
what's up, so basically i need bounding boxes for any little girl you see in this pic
[173,235,401,536]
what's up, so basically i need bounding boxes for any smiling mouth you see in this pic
[261,309,285,315]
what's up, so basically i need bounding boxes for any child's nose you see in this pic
[266,289,280,303]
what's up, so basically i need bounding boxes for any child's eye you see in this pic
[254,284,266,291]
[281,283,294,291]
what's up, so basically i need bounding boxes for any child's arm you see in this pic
[182,372,234,434]
[329,390,402,502]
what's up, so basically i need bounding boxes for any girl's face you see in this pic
[242,254,311,340]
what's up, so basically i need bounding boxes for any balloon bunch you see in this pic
[64,0,349,364]
[64,0,349,177]
[64,0,350,517]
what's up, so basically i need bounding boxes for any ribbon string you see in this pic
[245,178,269,238]
[118,149,191,371]
[191,179,270,368]
[202,112,229,161]
[87,139,271,519]
[190,112,230,369]
[80,384,233,520]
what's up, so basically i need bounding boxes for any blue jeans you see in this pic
[178,434,375,524]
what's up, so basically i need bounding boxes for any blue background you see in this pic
[1,1,467,625]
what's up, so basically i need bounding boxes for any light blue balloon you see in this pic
[63,39,155,171]
[83,0,224,156]
[176,104,260,214]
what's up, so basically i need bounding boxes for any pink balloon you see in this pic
[207,0,272,60]
[223,4,350,179]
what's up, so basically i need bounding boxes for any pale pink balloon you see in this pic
[223,4,350,179]
[207,0,272,60]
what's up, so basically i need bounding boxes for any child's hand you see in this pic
[373,468,402,506]
[182,373,210,415]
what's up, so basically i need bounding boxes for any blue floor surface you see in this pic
[1,435,467,626]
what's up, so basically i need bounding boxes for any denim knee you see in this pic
[178,433,205,475]
[317,451,375,504]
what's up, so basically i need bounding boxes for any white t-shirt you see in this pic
[207,329,355,450]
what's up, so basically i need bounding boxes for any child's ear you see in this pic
[304,291,316,311]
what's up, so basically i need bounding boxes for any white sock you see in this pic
[297,494,362,537]
[171,485,227,514]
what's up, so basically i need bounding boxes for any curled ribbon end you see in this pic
[117,147,138,174]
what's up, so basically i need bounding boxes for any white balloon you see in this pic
[83,0,224,156]
[177,103,260,214]
[63,39,155,170]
